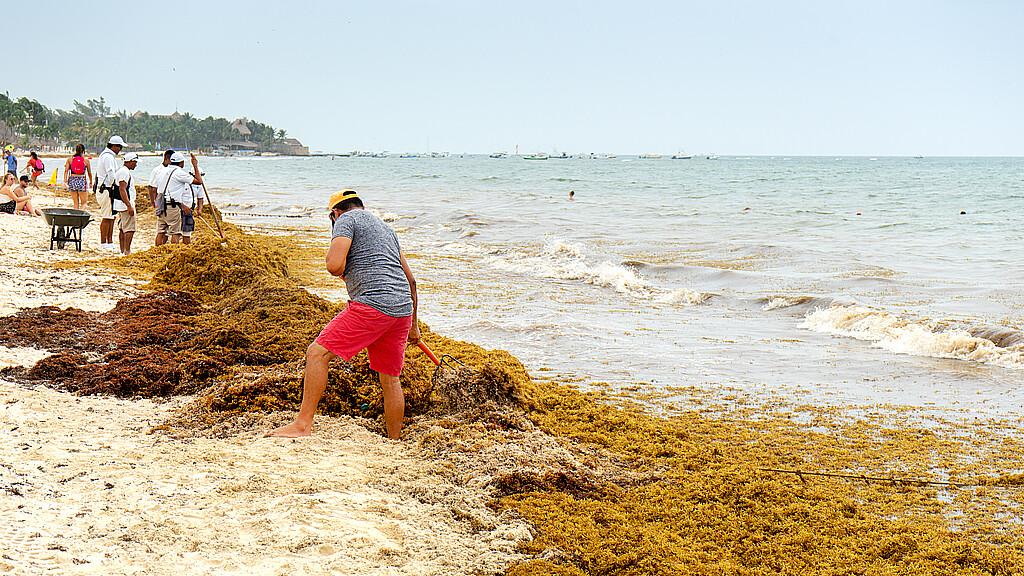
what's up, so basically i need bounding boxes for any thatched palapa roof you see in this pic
[229,118,251,136]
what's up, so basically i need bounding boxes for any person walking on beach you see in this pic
[26,152,44,189]
[96,136,125,251]
[267,190,421,441]
[4,146,16,177]
[112,152,138,255]
[155,152,203,245]
[64,144,92,210]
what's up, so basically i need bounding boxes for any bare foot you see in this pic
[265,422,311,438]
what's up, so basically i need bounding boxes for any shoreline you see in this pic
[1,184,1023,574]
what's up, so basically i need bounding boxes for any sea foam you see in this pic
[482,239,709,304]
[800,304,1024,368]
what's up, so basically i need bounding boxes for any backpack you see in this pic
[34,158,44,171]
[70,155,85,175]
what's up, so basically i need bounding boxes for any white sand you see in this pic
[0,383,531,575]
[0,185,532,575]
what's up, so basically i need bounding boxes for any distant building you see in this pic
[229,118,251,137]
[214,140,259,153]
[271,138,309,156]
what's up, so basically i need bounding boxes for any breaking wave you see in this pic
[799,304,1024,368]
[482,240,710,304]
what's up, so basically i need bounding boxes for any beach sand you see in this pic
[0,186,534,575]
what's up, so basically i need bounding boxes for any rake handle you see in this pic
[417,341,441,366]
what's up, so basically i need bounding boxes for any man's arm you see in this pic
[325,236,352,277]
[400,252,420,344]
[190,154,203,185]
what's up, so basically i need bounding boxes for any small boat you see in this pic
[523,152,549,160]
[583,153,616,159]
[550,152,570,159]
[489,152,508,158]
[671,150,692,159]
[639,154,661,159]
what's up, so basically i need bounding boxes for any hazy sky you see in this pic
[16,1,1024,155]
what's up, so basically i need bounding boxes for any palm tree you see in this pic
[276,129,287,141]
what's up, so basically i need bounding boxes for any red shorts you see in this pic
[315,301,413,376]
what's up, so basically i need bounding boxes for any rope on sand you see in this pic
[760,468,1024,490]
[219,211,310,219]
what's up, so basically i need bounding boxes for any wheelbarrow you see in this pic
[41,208,93,252]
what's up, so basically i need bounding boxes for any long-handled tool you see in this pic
[416,340,467,382]
[188,152,227,244]
[418,341,441,365]
[200,181,227,244]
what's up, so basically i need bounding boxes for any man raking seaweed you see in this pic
[267,190,421,440]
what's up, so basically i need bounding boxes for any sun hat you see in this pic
[328,190,359,210]
[108,135,126,146]
[123,152,139,162]
[170,151,185,163]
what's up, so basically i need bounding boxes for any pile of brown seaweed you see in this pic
[1,234,528,423]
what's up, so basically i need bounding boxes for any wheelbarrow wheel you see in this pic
[56,227,69,249]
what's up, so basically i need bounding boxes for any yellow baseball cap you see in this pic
[328,190,359,209]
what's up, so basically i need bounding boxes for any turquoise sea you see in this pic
[135,155,1024,416]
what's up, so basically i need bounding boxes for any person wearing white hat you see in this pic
[154,151,203,245]
[180,169,205,245]
[112,152,139,255]
[96,135,125,251]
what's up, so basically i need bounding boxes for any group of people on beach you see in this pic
[1,136,207,256]
[0,146,44,216]
[7,137,422,441]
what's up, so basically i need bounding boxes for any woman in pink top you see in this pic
[64,144,92,209]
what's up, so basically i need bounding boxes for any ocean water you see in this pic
[139,155,1024,416]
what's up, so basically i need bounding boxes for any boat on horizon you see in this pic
[671,150,693,159]
[523,152,549,160]
[489,152,508,158]
[639,154,662,159]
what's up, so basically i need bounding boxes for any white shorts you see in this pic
[97,189,114,220]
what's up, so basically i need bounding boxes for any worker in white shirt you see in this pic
[96,135,125,251]
[156,151,204,245]
[148,150,174,245]
[180,171,205,245]
[112,153,139,255]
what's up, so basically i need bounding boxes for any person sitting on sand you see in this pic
[267,190,421,441]
[0,174,43,216]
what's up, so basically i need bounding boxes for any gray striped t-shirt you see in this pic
[332,209,413,317]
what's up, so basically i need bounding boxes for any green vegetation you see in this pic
[0,91,282,152]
